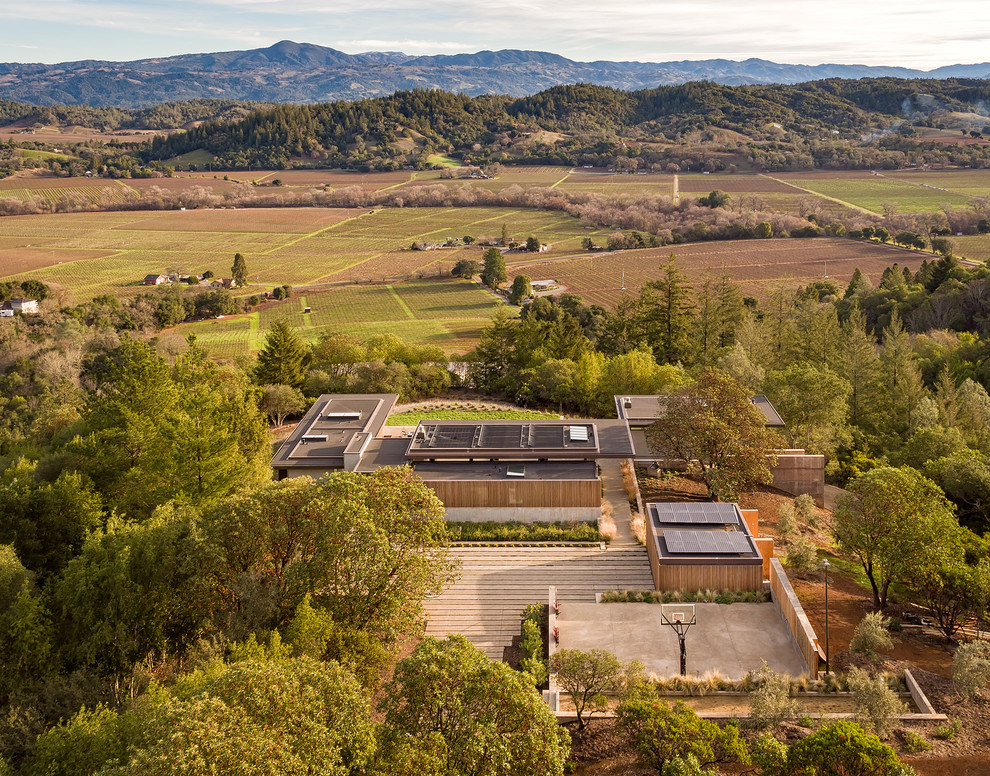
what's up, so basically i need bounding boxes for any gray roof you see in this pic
[614,394,785,428]
[270,394,398,471]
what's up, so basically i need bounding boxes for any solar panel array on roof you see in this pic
[429,425,477,447]
[530,425,566,448]
[663,530,753,555]
[479,425,524,448]
[651,502,739,525]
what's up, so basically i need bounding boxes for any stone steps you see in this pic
[424,545,654,660]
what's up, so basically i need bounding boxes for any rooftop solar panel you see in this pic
[663,529,753,555]
[651,502,739,525]
[480,425,525,448]
[429,425,477,447]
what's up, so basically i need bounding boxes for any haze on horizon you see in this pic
[1,0,987,71]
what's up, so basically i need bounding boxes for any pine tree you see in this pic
[841,308,882,430]
[231,253,248,288]
[256,319,311,388]
[878,311,927,437]
[481,247,507,289]
[637,254,695,364]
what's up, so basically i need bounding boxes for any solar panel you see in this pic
[480,425,524,448]
[530,425,566,448]
[651,502,739,525]
[662,529,753,555]
[429,425,477,447]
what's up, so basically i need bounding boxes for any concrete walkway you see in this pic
[425,545,654,660]
[599,458,639,548]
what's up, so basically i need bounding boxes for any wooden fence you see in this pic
[769,558,820,677]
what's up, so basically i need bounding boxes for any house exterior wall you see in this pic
[655,562,764,592]
[771,452,825,507]
[423,479,601,510]
[442,506,601,523]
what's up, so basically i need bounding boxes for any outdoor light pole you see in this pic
[823,558,830,675]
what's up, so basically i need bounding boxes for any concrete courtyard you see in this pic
[557,602,808,678]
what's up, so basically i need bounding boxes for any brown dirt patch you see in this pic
[0,247,118,277]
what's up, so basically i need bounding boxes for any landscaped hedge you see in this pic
[447,520,606,543]
[599,589,770,604]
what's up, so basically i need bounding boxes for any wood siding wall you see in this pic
[657,563,763,592]
[424,479,601,508]
[770,558,820,677]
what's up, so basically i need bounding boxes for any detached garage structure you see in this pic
[645,502,765,592]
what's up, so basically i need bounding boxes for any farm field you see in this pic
[773,171,979,213]
[0,206,605,302]
[160,277,499,359]
[553,170,674,197]
[884,169,990,199]
[507,237,922,306]
[954,234,990,263]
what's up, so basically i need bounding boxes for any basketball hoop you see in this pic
[661,603,697,676]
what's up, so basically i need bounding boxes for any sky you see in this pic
[1,0,988,69]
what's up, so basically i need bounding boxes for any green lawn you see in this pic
[385,409,557,426]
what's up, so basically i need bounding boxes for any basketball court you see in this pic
[556,602,808,678]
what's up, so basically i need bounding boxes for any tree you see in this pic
[698,190,730,208]
[953,640,990,698]
[259,383,307,428]
[617,696,748,773]
[917,562,990,643]
[525,235,540,252]
[198,468,457,642]
[50,505,202,676]
[500,222,510,246]
[646,368,779,500]
[509,274,531,305]
[765,363,851,454]
[481,247,507,289]
[833,466,963,610]
[848,668,905,739]
[231,252,248,288]
[850,612,895,657]
[379,635,570,776]
[748,661,798,731]
[468,305,517,394]
[782,721,908,776]
[30,656,376,776]
[637,254,695,364]
[551,649,621,730]
[255,318,311,388]
[756,221,773,238]
[452,258,480,279]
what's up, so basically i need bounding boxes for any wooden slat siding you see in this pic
[769,558,820,677]
[754,537,774,580]
[423,479,601,508]
[740,509,759,536]
[658,563,763,592]
[646,508,662,589]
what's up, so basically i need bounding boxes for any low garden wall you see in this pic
[769,558,821,677]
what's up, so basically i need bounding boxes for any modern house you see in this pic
[614,394,825,506]
[0,298,40,315]
[271,394,634,522]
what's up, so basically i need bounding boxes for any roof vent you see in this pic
[301,435,328,443]
[623,397,632,408]
[506,464,526,478]
[568,425,589,442]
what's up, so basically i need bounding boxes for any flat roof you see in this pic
[614,394,785,428]
[270,394,398,470]
[404,419,634,460]
[649,501,761,562]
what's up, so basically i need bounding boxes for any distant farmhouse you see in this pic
[0,298,40,316]
[143,274,168,286]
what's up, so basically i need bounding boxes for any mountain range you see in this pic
[1,40,988,108]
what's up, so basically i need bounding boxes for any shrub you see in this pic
[848,667,906,739]
[785,721,909,776]
[631,512,646,544]
[952,640,990,699]
[785,537,819,573]
[617,697,749,773]
[932,719,962,741]
[794,493,818,527]
[898,730,930,753]
[850,612,895,658]
[749,660,799,731]
[777,502,799,540]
